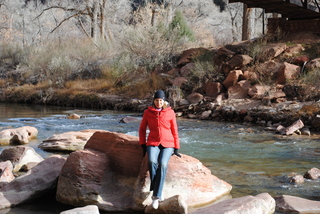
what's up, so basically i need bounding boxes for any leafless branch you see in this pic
[36,6,83,19]
[49,12,83,34]
[77,16,100,48]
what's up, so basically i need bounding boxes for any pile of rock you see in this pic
[160,41,320,132]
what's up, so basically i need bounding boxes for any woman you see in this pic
[139,90,181,209]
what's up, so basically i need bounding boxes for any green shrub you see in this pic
[169,10,195,42]
[298,68,320,100]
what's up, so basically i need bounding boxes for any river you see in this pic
[0,103,319,213]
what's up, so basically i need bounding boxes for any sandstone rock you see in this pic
[304,167,320,180]
[67,113,81,119]
[205,82,224,97]
[258,43,287,62]
[217,47,236,57]
[39,129,103,152]
[227,80,251,99]
[224,54,253,73]
[145,195,188,214]
[0,155,66,209]
[180,63,195,77]
[119,116,141,123]
[191,193,275,214]
[291,56,309,66]
[281,119,304,135]
[0,126,38,145]
[282,84,305,99]
[56,149,131,212]
[57,131,232,212]
[170,77,188,87]
[289,174,305,184]
[84,131,142,177]
[223,70,243,89]
[186,93,203,104]
[312,114,320,128]
[285,44,305,56]
[256,60,282,77]
[0,146,44,172]
[243,70,258,81]
[135,155,232,209]
[306,58,320,70]
[276,62,301,84]
[275,195,320,214]
[248,85,270,98]
[60,205,100,214]
[179,99,189,105]
[177,48,210,66]
[268,90,286,99]
[187,114,198,119]
[199,110,211,120]
[0,161,15,187]
[19,162,39,172]
[301,128,311,136]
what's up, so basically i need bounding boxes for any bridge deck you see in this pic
[229,0,320,19]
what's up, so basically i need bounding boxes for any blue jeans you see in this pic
[147,145,174,198]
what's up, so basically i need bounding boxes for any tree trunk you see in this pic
[91,0,99,41]
[242,3,251,41]
[100,0,106,41]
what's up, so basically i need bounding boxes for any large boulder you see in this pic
[0,155,66,209]
[257,43,287,62]
[0,146,43,172]
[227,80,251,99]
[0,126,38,145]
[39,129,103,152]
[191,193,275,214]
[222,54,253,74]
[223,70,243,89]
[56,131,232,212]
[276,62,301,84]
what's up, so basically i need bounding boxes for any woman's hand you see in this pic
[141,144,147,157]
[172,149,181,157]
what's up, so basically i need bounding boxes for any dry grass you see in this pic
[64,79,114,93]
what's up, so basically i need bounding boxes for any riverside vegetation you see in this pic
[1,30,320,132]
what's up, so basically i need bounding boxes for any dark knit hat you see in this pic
[153,90,166,100]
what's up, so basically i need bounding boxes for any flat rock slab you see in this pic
[275,195,320,214]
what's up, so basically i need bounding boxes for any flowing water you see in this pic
[0,103,320,213]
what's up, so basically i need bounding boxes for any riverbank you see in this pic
[1,32,320,136]
[1,89,320,136]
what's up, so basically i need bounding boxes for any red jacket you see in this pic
[139,106,180,149]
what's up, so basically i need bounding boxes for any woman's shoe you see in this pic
[152,198,159,209]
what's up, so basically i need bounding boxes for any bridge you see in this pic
[229,0,320,20]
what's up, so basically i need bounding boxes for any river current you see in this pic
[0,103,319,213]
